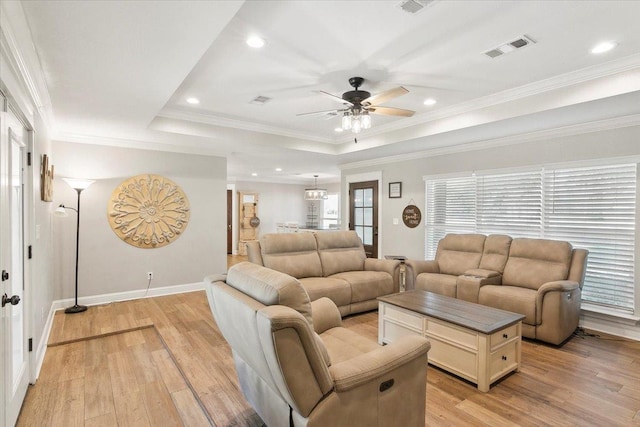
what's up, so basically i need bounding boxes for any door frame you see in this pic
[226,183,238,255]
[0,104,33,427]
[344,171,383,258]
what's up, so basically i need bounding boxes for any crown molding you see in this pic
[53,131,228,157]
[338,113,640,170]
[338,53,640,142]
[157,107,336,144]
[0,1,53,129]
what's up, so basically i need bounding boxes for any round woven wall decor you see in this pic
[108,174,190,248]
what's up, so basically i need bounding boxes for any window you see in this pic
[425,162,637,313]
[321,193,340,229]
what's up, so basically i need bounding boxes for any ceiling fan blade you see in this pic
[362,86,409,106]
[318,90,353,106]
[368,106,415,117]
[296,108,341,117]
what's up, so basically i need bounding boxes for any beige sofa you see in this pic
[205,262,430,427]
[247,231,400,316]
[405,234,588,345]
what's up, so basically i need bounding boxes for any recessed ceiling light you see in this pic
[591,41,617,54]
[186,97,200,105]
[275,168,282,172]
[334,127,344,132]
[246,35,265,48]
[251,172,258,177]
[423,98,437,106]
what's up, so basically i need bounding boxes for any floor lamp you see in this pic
[54,178,95,314]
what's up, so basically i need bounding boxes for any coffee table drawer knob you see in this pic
[501,355,508,361]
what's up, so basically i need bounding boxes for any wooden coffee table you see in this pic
[378,290,525,392]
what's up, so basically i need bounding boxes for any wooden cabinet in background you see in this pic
[238,192,259,255]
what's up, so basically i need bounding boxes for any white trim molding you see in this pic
[580,306,640,342]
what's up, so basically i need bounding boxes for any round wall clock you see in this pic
[108,174,190,248]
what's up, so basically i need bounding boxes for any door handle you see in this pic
[1,270,8,281]
[228,224,232,230]
[2,293,20,307]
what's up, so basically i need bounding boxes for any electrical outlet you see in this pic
[147,272,153,280]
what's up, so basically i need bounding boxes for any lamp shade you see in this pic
[62,177,95,191]
[54,205,69,217]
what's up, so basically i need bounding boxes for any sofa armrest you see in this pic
[329,335,430,392]
[311,297,342,334]
[246,241,263,265]
[535,280,581,321]
[404,260,439,291]
[365,258,401,292]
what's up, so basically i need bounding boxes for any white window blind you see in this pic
[477,171,542,238]
[425,162,637,312]
[425,176,476,258]
[543,164,636,311]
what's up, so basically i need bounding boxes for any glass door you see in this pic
[349,180,378,258]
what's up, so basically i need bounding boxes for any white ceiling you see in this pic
[18,0,640,184]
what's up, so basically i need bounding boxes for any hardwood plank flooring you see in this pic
[17,258,640,426]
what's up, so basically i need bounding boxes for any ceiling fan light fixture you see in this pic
[362,111,371,129]
[352,118,362,134]
[342,112,352,130]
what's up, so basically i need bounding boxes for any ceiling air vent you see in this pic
[484,35,536,59]
[250,95,271,105]
[399,0,436,14]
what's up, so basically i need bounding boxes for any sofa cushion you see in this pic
[436,234,486,276]
[503,238,572,290]
[415,273,457,298]
[319,326,380,365]
[226,262,314,326]
[479,234,512,273]
[261,232,323,278]
[315,231,366,276]
[330,271,394,304]
[479,285,537,325]
[299,277,352,309]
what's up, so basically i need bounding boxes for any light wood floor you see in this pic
[17,256,640,426]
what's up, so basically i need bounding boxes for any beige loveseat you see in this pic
[205,262,430,427]
[405,234,588,345]
[247,231,400,316]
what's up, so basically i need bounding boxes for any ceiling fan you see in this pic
[297,77,415,142]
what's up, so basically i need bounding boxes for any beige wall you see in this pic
[342,125,640,260]
[53,141,227,298]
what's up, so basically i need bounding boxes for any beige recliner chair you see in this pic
[205,262,430,427]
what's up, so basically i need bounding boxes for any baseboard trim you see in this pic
[34,281,205,380]
[50,281,206,311]
[579,310,640,342]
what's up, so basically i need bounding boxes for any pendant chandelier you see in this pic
[304,175,328,200]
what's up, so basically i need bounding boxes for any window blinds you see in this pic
[425,163,637,312]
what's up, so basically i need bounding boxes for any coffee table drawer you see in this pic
[490,323,518,350]
[426,318,477,350]
[490,340,518,381]
[382,304,423,330]
[428,336,477,381]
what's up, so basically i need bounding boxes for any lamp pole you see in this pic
[66,187,86,313]
[56,177,95,314]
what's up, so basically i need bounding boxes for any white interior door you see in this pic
[1,110,30,427]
